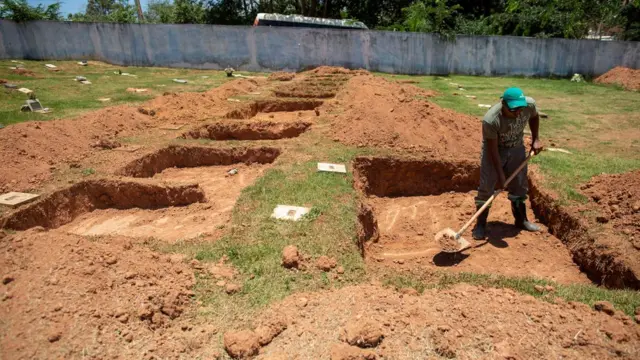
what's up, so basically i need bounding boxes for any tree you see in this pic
[0,0,61,21]
[145,0,176,23]
[174,0,205,23]
[68,0,136,23]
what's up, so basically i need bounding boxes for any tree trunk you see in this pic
[323,0,330,18]
[310,0,318,17]
[299,0,307,16]
[134,0,144,21]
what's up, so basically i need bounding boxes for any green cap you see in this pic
[502,87,527,109]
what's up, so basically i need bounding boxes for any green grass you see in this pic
[384,271,640,317]
[0,60,236,125]
[383,73,640,202]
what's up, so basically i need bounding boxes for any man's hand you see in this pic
[531,139,543,155]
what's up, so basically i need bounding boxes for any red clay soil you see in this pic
[144,78,260,122]
[0,179,206,231]
[309,66,369,76]
[366,193,588,284]
[595,67,640,91]
[253,284,640,359]
[182,121,311,140]
[0,79,259,192]
[267,72,295,81]
[326,75,481,160]
[578,170,640,271]
[0,230,224,360]
[12,68,37,77]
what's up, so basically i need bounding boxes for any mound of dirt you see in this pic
[255,284,640,359]
[326,75,480,160]
[309,66,369,76]
[144,78,260,122]
[0,231,207,359]
[581,170,640,243]
[12,68,37,77]
[267,72,295,81]
[595,67,640,91]
[0,107,153,192]
[0,80,260,192]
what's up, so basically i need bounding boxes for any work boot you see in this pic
[471,205,489,240]
[511,201,540,232]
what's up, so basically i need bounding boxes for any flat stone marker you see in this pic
[18,88,33,94]
[113,145,142,152]
[80,80,92,85]
[4,83,17,89]
[45,64,57,68]
[478,104,492,108]
[159,123,185,130]
[97,98,111,102]
[0,192,40,208]
[271,205,311,221]
[173,79,188,84]
[317,162,347,173]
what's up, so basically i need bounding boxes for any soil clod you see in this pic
[342,319,383,348]
[224,330,260,358]
[282,245,301,269]
[316,256,337,271]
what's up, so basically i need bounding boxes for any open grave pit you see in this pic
[353,156,590,284]
[181,121,311,141]
[51,146,281,242]
[224,99,323,120]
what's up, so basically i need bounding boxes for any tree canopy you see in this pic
[1,0,639,40]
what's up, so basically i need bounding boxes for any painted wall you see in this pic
[1,20,638,76]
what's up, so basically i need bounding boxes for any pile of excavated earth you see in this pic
[1,66,639,360]
[595,66,640,91]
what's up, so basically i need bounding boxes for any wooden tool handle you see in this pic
[456,150,535,238]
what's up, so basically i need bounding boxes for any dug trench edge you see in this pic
[0,179,206,231]
[224,99,324,119]
[352,155,640,289]
[119,145,281,178]
[181,122,311,141]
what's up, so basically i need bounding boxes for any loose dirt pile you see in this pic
[309,66,369,76]
[326,75,481,160]
[595,67,640,91]
[0,231,221,360]
[145,78,260,122]
[254,284,639,359]
[0,79,259,192]
[581,170,640,246]
[12,68,37,77]
[267,72,295,81]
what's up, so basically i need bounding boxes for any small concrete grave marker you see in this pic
[4,83,17,89]
[317,162,347,173]
[97,98,111,102]
[75,76,87,82]
[173,79,188,84]
[18,88,33,94]
[0,192,40,208]
[45,64,57,68]
[126,88,148,93]
[465,95,477,99]
[78,61,88,66]
[80,80,92,85]
[201,76,209,78]
[159,123,185,130]
[478,104,492,108]
[9,67,17,70]
[113,145,142,152]
[271,205,311,221]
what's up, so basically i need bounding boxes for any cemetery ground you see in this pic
[1,61,640,359]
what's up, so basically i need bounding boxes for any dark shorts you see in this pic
[474,144,528,205]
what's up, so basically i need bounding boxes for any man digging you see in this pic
[472,87,543,240]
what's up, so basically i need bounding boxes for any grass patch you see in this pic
[0,60,234,126]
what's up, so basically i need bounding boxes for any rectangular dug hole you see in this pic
[353,156,603,286]
[224,99,323,120]
[181,121,311,141]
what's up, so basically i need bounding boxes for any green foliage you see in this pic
[145,0,176,23]
[0,0,61,21]
[68,0,136,23]
[174,0,205,23]
[402,0,461,36]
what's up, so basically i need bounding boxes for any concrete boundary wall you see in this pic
[1,20,638,76]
